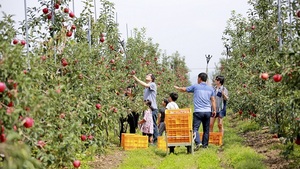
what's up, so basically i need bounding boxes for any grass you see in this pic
[116,110,267,169]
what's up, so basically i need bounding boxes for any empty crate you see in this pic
[199,132,223,145]
[121,133,148,150]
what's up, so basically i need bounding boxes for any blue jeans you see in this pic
[193,111,211,147]
[152,109,158,143]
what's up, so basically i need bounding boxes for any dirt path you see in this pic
[242,128,292,169]
[89,147,126,169]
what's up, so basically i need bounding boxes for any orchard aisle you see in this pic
[89,112,299,169]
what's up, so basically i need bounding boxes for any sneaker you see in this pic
[194,143,202,151]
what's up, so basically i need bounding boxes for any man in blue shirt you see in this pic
[133,73,159,143]
[174,72,216,150]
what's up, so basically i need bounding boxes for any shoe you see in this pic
[202,146,208,149]
[194,143,202,151]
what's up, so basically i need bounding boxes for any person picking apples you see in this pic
[132,73,158,144]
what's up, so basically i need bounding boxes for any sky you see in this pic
[0,0,251,83]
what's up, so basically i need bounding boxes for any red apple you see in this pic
[23,117,34,128]
[251,25,255,30]
[96,104,101,109]
[20,40,26,46]
[110,59,115,64]
[297,10,300,18]
[100,37,105,43]
[66,31,72,37]
[63,8,69,13]
[109,45,114,51]
[12,39,19,45]
[130,70,136,75]
[0,134,6,143]
[261,73,269,80]
[273,74,282,82]
[71,25,76,30]
[0,82,6,92]
[7,101,14,107]
[81,135,87,141]
[47,14,52,20]
[69,12,75,18]
[73,160,81,168]
[23,70,27,74]
[88,135,93,140]
[42,8,49,14]
[12,82,17,89]
[62,60,68,67]
[54,3,60,9]
[37,140,46,148]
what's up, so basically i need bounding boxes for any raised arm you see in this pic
[174,86,187,92]
[133,75,150,88]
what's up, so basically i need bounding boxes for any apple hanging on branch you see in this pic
[0,82,6,92]
[273,74,282,82]
[260,73,269,80]
[73,160,81,168]
[23,117,34,128]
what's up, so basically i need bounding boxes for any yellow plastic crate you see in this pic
[122,134,148,150]
[166,128,192,143]
[165,108,192,130]
[199,132,223,145]
[165,114,191,129]
[157,136,167,151]
[121,133,135,148]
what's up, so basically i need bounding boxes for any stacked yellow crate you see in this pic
[121,133,148,150]
[157,136,167,151]
[199,132,223,145]
[165,108,193,144]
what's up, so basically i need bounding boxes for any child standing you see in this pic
[158,98,169,136]
[165,92,179,153]
[166,92,179,110]
[139,100,154,143]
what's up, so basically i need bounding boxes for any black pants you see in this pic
[119,112,140,145]
[127,112,139,133]
[119,117,127,145]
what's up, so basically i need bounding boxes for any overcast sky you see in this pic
[0,0,251,83]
